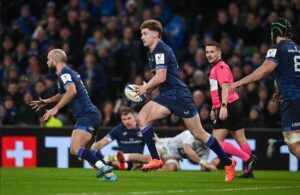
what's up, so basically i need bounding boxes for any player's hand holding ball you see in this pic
[134,81,148,96]
[124,84,146,103]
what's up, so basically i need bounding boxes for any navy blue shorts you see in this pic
[280,99,300,131]
[74,111,102,134]
[153,94,198,118]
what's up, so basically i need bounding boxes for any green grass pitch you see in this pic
[1,168,300,195]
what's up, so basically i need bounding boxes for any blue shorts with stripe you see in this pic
[280,99,300,131]
[153,91,198,118]
[74,110,102,134]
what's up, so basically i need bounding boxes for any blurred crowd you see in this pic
[0,0,300,128]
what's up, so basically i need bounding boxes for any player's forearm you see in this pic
[221,84,229,104]
[91,137,111,150]
[236,61,272,87]
[187,152,201,164]
[45,94,62,104]
[184,145,201,163]
[146,75,165,92]
[54,91,76,111]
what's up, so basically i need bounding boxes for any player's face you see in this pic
[205,46,221,64]
[141,28,156,48]
[121,113,136,129]
[47,54,57,71]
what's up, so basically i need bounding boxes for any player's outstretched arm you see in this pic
[42,84,76,121]
[233,60,277,88]
[91,136,112,151]
[30,94,62,111]
[183,143,203,164]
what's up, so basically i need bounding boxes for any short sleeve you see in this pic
[215,65,231,85]
[106,126,119,141]
[59,70,75,89]
[265,45,279,65]
[154,52,168,69]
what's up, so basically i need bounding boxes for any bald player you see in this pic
[30,49,117,181]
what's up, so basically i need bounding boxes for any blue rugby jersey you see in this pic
[57,66,98,119]
[107,124,145,154]
[148,40,191,98]
[266,40,300,101]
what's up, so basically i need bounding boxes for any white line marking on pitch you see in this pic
[128,186,300,194]
[56,185,300,195]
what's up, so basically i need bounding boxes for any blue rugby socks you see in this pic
[77,147,105,168]
[205,135,232,166]
[91,149,104,161]
[141,125,160,160]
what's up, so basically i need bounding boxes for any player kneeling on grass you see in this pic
[116,130,217,171]
[30,49,117,181]
[91,107,145,170]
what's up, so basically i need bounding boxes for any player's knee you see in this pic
[70,145,80,155]
[190,129,206,140]
[137,113,148,127]
[288,143,300,158]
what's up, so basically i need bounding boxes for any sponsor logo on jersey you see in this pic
[60,73,72,84]
[155,53,165,64]
[266,49,277,57]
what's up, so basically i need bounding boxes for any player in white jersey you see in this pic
[117,130,217,171]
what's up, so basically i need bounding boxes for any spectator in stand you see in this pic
[13,41,28,74]
[19,76,30,94]
[189,70,209,93]
[16,91,39,126]
[264,100,281,128]
[12,5,37,37]
[240,12,264,47]
[102,101,119,127]
[0,104,6,125]
[199,104,212,127]
[80,52,108,106]
[212,9,234,41]
[27,55,42,84]
[2,96,17,125]
[244,105,265,128]
[1,38,14,59]
[5,82,22,108]
[32,79,48,100]
[193,49,208,71]
[192,90,206,111]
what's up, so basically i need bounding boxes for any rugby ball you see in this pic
[124,84,145,103]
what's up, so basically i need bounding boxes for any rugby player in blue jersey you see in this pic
[135,20,236,182]
[30,49,117,181]
[91,107,145,169]
[232,18,300,159]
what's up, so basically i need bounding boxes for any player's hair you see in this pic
[140,20,163,38]
[49,49,68,63]
[120,107,134,116]
[205,41,221,51]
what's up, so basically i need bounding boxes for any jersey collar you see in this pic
[210,59,223,68]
